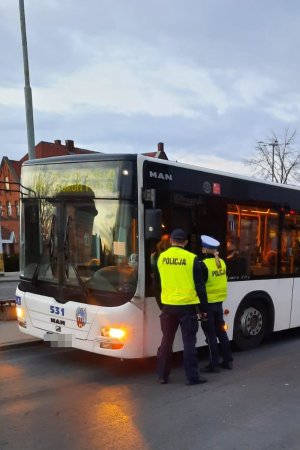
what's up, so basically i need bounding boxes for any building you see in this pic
[0,156,22,257]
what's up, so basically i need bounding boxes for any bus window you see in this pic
[282,211,300,275]
[227,204,279,279]
[20,199,41,279]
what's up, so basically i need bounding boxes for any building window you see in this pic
[15,201,20,216]
[7,202,12,216]
[5,176,9,190]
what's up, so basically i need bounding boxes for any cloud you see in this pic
[264,97,300,123]
[0,55,280,122]
[171,152,252,177]
[2,0,300,180]
[232,74,277,106]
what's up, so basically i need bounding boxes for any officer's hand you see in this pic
[197,312,208,322]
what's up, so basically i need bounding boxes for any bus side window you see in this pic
[226,203,282,278]
[226,204,252,279]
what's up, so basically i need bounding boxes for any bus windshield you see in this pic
[20,160,138,306]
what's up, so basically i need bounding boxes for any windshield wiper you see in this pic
[49,214,58,276]
[30,263,40,286]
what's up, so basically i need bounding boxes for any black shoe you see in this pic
[201,365,221,373]
[186,376,207,385]
[220,361,233,370]
[158,378,168,384]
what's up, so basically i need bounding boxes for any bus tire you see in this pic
[233,298,268,350]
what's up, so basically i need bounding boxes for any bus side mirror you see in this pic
[145,209,162,240]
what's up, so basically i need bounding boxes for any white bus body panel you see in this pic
[226,278,293,334]
[290,278,300,328]
[16,276,297,359]
[144,278,295,357]
[143,297,208,356]
[16,288,144,359]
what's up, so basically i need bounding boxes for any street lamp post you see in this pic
[271,139,278,182]
[259,139,279,182]
[19,0,35,160]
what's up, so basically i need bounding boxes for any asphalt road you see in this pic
[1,330,300,450]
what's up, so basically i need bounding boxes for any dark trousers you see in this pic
[157,305,199,382]
[201,302,233,368]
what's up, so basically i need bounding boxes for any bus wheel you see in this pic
[233,299,268,350]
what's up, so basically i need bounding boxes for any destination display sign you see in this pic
[22,162,121,198]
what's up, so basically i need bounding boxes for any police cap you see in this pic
[170,228,187,242]
[201,234,220,249]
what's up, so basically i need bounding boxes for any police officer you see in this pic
[200,235,233,373]
[156,228,208,385]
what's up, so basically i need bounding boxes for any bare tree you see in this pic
[244,129,300,184]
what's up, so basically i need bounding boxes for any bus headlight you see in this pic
[99,326,126,349]
[101,327,126,339]
[16,306,23,319]
[16,307,27,328]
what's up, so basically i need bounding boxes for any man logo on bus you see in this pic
[149,171,172,181]
[76,307,87,328]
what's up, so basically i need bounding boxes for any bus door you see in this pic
[280,211,300,328]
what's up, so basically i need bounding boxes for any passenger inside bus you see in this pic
[150,234,170,270]
[227,238,239,261]
[150,234,171,304]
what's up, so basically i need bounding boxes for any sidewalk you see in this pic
[0,271,20,282]
[0,319,41,349]
[0,272,42,349]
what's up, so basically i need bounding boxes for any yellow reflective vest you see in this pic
[157,246,200,305]
[202,257,227,303]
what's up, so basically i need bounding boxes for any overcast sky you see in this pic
[1,0,300,176]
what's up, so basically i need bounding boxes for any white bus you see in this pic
[16,152,300,358]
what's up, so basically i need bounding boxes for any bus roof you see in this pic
[138,153,300,193]
[22,153,138,165]
[23,151,300,193]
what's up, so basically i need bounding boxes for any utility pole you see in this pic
[19,0,35,160]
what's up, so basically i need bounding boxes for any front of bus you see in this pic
[16,154,144,358]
